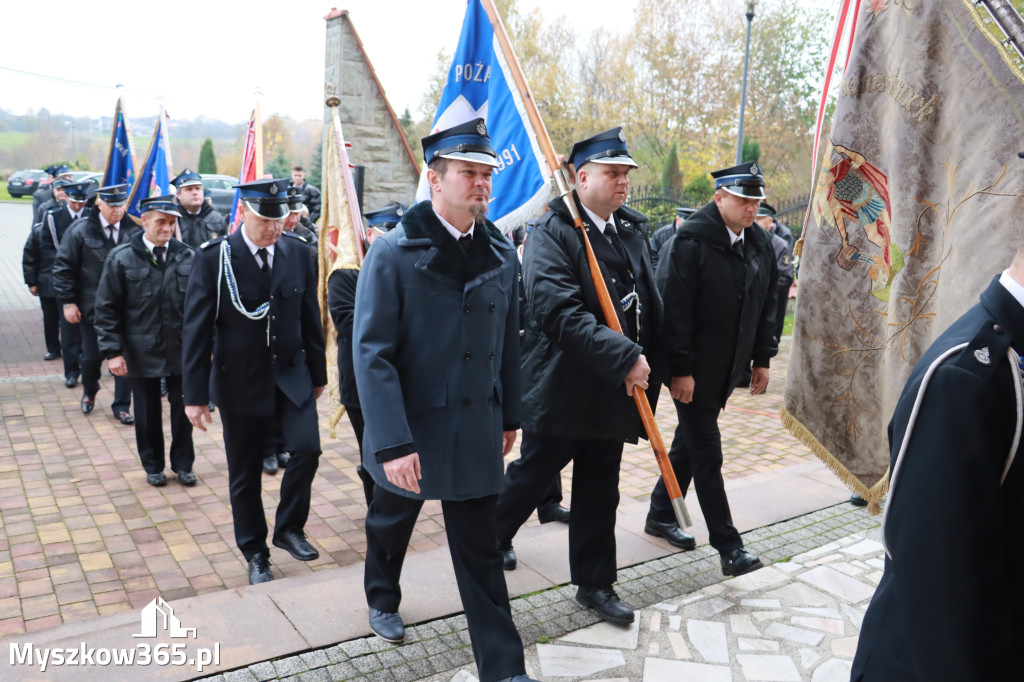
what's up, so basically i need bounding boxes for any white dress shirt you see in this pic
[241,225,275,268]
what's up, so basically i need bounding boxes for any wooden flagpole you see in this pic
[479,0,691,528]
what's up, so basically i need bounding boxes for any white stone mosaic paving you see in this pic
[442,529,882,681]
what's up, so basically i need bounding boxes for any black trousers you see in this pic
[649,400,742,554]
[364,487,525,682]
[345,405,375,505]
[131,375,194,475]
[495,433,622,588]
[39,295,61,355]
[504,455,563,514]
[78,320,131,413]
[59,312,81,379]
[773,284,789,343]
[220,389,321,561]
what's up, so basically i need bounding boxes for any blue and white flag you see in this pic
[102,96,137,188]
[127,107,173,219]
[416,0,550,232]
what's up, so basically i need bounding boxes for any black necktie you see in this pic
[733,238,745,259]
[256,247,271,275]
[107,226,116,244]
[153,246,166,265]
[458,234,472,252]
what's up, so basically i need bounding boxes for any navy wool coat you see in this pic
[353,201,521,501]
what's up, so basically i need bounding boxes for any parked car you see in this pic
[201,174,238,216]
[7,169,49,198]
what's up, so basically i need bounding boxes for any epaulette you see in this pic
[952,319,1014,381]
[282,231,307,244]
[199,236,226,250]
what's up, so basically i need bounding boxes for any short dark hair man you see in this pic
[288,165,321,224]
[327,201,405,504]
[33,164,74,225]
[52,184,138,424]
[172,169,227,248]
[496,127,662,626]
[23,178,79,371]
[181,179,327,584]
[94,196,197,487]
[353,119,533,682]
[755,202,794,344]
[852,254,1024,680]
[649,161,778,577]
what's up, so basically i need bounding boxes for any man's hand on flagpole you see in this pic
[625,354,651,396]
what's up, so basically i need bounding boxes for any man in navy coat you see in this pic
[182,179,327,585]
[851,260,1024,678]
[353,119,532,682]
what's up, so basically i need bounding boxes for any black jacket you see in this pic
[327,267,359,407]
[656,200,778,408]
[649,222,675,271]
[32,186,55,224]
[181,228,327,416]
[289,182,322,223]
[177,203,227,248]
[852,277,1024,681]
[22,206,84,297]
[93,234,194,377]
[51,213,141,322]
[520,193,663,443]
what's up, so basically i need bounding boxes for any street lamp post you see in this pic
[736,0,757,165]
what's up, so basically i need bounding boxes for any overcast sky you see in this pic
[0,0,642,124]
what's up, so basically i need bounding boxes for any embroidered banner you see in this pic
[783,0,1024,511]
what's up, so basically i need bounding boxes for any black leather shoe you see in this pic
[576,586,634,624]
[176,470,197,486]
[65,375,78,388]
[273,528,319,561]
[368,608,405,643]
[721,548,764,577]
[115,410,134,425]
[263,454,279,475]
[146,472,167,487]
[276,452,291,469]
[44,352,60,361]
[644,519,696,550]
[849,494,868,507]
[248,552,274,584]
[537,504,570,524]
[81,395,95,414]
[500,545,517,571]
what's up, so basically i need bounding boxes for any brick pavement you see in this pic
[0,201,819,640]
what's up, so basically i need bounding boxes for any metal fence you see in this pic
[626,185,809,239]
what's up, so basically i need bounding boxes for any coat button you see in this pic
[464,304,471,313]
[271,336,276,342]
[994,324,1005,334]
[464,351,472,360]
[272,355,277,361]
[489,351,495,359]
[487,397,494,405]
[462,398,472,406]
[489,302,496,312]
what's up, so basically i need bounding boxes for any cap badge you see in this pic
[750,163,760,175]
[184,168,191,175]
[476,120,487,136]
[269,183,279,195]
[974,347,992,366]
[396,207,404,217]
[618,130,626,142]
[113,187,122,195]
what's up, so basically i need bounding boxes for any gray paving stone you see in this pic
[339,639,372,658]
[275,656,309,678]
[301,650,331,669]
[223,670,259,682]
[248,661,279,681]
[326,662,358,681]
[350,653,382,674]
[298,669,332,682]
